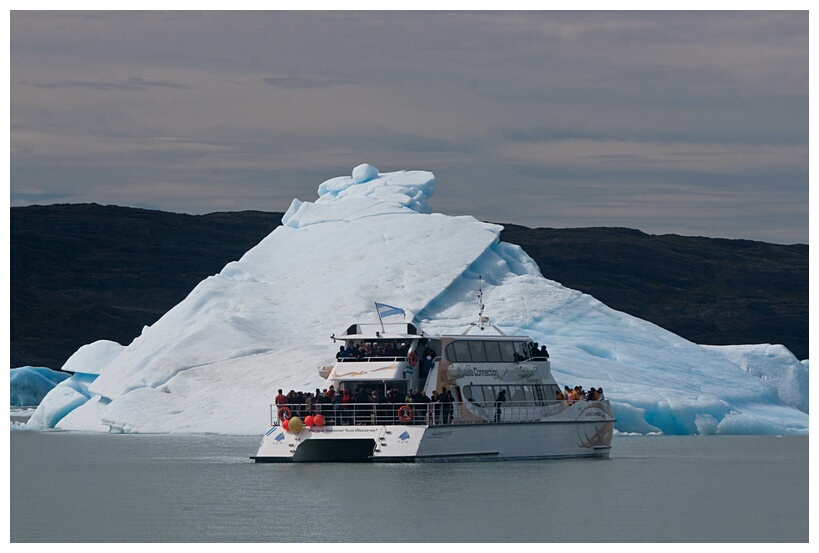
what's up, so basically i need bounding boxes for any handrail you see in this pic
[268,399,605,427]
[336,356,407,363]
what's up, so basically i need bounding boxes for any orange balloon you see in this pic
[281,419,289,431]
[304,415,314,427]
[313,414,325,427]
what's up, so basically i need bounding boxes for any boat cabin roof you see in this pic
[333,322,533,343]
[335,322,423,341]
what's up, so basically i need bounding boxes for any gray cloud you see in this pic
[24,77,190,91]
[9,11,809,244]
[263,76,353,89]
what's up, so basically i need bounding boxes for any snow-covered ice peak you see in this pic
[282,164,437,229]
[23,165,809,436]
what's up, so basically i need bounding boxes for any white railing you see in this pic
[268,399,588,427]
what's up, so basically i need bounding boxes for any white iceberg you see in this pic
[27,164,808,436]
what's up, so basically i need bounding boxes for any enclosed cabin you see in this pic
[305,321,565,426]
[321,322,442,404]
[429,327,562,424]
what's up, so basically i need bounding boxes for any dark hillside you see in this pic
[10,204,283,368]
[499,225,808,359]
[10,205,808,369]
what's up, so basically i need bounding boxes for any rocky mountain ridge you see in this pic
[10,203,808,369]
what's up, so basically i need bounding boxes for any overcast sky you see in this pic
[8,10,810,244]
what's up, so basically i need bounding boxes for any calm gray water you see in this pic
[9,430,808,542]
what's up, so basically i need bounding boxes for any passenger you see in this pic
[319,390,330,414]
[327,385,336,403]
[315,388,324,414]
[294,391,305,416]
[540,345,549,358]
[441,387,454,424]
[420,390,431,423]
[374,389,388,423]
[564,386,573,405]
[571,387,581,403]
[597,387,605,401]
[341,389,353,424]
[587,388,598,401]
[495,390,507,422]
[331,390,342,424]
[430,390,440,424]
[422,347,435,378]
[336,346,346,360]
[275,389,288,408]
[386,387,398,404]
[555,390,565,402]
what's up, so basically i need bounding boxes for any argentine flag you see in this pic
[375,302,405,318]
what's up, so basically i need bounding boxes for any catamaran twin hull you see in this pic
[253,401,615,463]
[253,311,616,463]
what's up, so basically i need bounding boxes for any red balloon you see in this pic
[281,419,290,431]
[313,414,325,427]
[304,415,314,427]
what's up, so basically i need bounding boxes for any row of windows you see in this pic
[445,340,533,363]
[462,384,559,406]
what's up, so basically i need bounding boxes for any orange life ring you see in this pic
[397,405,413,423]
[407,351,418,366]
[277,406,292,421]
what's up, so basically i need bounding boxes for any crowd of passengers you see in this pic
[336,341,411,360]
[273,383,606,425]
[274,385,456,424]
[557,385,605,404]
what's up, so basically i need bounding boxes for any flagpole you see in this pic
[375,302,385,334]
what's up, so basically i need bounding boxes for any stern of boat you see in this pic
[252,424,427,463]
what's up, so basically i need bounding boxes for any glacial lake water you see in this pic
[9,429,808,543]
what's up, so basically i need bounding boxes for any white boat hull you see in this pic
[253,401,614,463]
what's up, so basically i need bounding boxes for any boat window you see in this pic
[499,342,516,363]
[491,387,502,404]
[446,340,536,364]
[464,384,561,407]
[484,341,502,362]
[510,386,527,402]
[468,341,487,363]
[446,341,472,362]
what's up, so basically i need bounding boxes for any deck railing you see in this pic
[269,399,594,427]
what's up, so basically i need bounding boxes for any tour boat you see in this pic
[252,296,615,463]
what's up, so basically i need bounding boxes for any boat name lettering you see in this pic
[463,365,500,377]
[582,408,606,419]
[310,428,379,434]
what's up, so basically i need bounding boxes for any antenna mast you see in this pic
[477,275,489,330]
